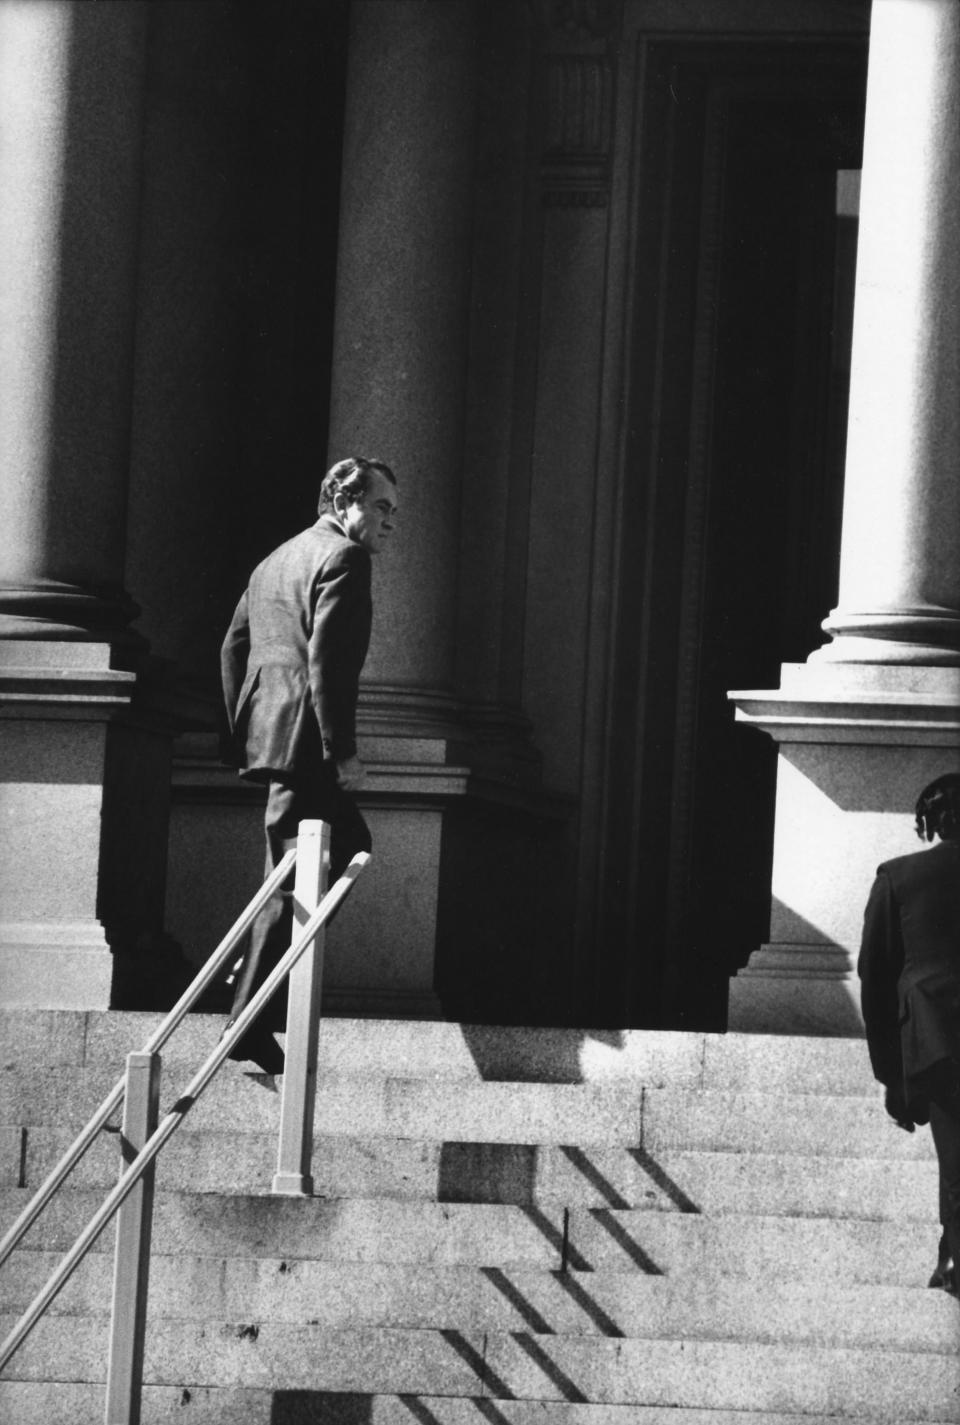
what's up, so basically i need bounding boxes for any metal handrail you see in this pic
[0,848,298,1274]
[0,849,369,1374]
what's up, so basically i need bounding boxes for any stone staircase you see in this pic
[1,1010,959,1423]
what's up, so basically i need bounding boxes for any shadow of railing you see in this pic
[440,1329,514,1398]
[511,1332,590,1403]
[559,1145,631,1208]
[481,1267,554,1333]
[551,1271,625,1338]
[401,1394,518,1425]
[282,1120,705,1419]
[627,1146,701,1214]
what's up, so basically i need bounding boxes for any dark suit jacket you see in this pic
[221,515,372,778]
[858,839,960,1119]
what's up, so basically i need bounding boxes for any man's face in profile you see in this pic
[337,471,398,555]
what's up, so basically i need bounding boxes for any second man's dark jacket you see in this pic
[859,839,960,1120]
[221,514,372,779]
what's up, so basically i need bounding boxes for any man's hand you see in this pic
[884,1082,915,1132]
[335,755,366,792]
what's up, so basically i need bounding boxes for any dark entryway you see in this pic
[594,36,868,1030]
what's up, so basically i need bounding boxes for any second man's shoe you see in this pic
[928,1233,957,1295]
[223,1020,285,1076]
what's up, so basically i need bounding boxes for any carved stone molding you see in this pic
[545,56,612,153]
[536,0,620,42]
[541,55,612,205]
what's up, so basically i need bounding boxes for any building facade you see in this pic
[1,0,956,1035]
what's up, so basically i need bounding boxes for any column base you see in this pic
[816,608,960,666]
[727,944,863,1035]
[728,661,960,1035]
[0,579,143,644]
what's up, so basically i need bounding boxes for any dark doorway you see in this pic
[595,39,867,1030]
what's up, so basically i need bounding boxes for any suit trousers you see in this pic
[929,1087,960,1269]
[228,762,372,1031]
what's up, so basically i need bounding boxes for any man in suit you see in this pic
[858,772,960,1295]
[220,455,398,1072]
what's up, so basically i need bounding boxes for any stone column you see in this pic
[817,0,960,666]
[327,0,478,705]
[0,2,185,1009]
[321,0,481,1016]
[729,0,960,1032]
[0,0,146,640]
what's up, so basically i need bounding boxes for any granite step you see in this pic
[0,1012,943,1423]
[0,1190,944,1285]
[0,1012,878,1094]
[3,1386,959,1425]
[3,1319,960,1419]
[2,1126,939,1219]
[2,1256,957,1354]
[0,1066,927,1158]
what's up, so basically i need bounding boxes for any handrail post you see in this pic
[272,820,330,1195]
[0,848,371,1380]
[105,1051,161,1425]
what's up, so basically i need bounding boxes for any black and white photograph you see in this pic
[1,0,959,1419]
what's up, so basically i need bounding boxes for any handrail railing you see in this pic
[0,824,369,1415]
[0,846,298,1274]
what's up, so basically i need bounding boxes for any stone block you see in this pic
[701,1032,873,1095]
[563,1210,938,1286]
[9,1316,960,1413]
[1,1385,957,1425]
[0,1010,87,1068]
[480,1334,960,1415]
[641,1088,935,1159]
[12,1124,941,1223]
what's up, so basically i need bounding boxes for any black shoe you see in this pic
[928,1233,957,1294]
[222,1020,285,1075]
[930,1261,959,1296]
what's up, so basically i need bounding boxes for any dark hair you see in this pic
[318,456,396,514]
[915,773,960,841]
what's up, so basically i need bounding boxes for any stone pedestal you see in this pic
[167,731,569,1022]
[0,644,195,1008]
[728,0,960,1033]
[729,664,960,1032]
[167,735,463,1020]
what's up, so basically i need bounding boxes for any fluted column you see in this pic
[321,1,481,1016]
[0,0,147,639]
[327,0,478,702]
[728,0,960,1033]
[816,0,960,664]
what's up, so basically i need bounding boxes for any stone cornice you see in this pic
[0,642,210,733]
[172,731,572,819]
[0,641,137,711]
